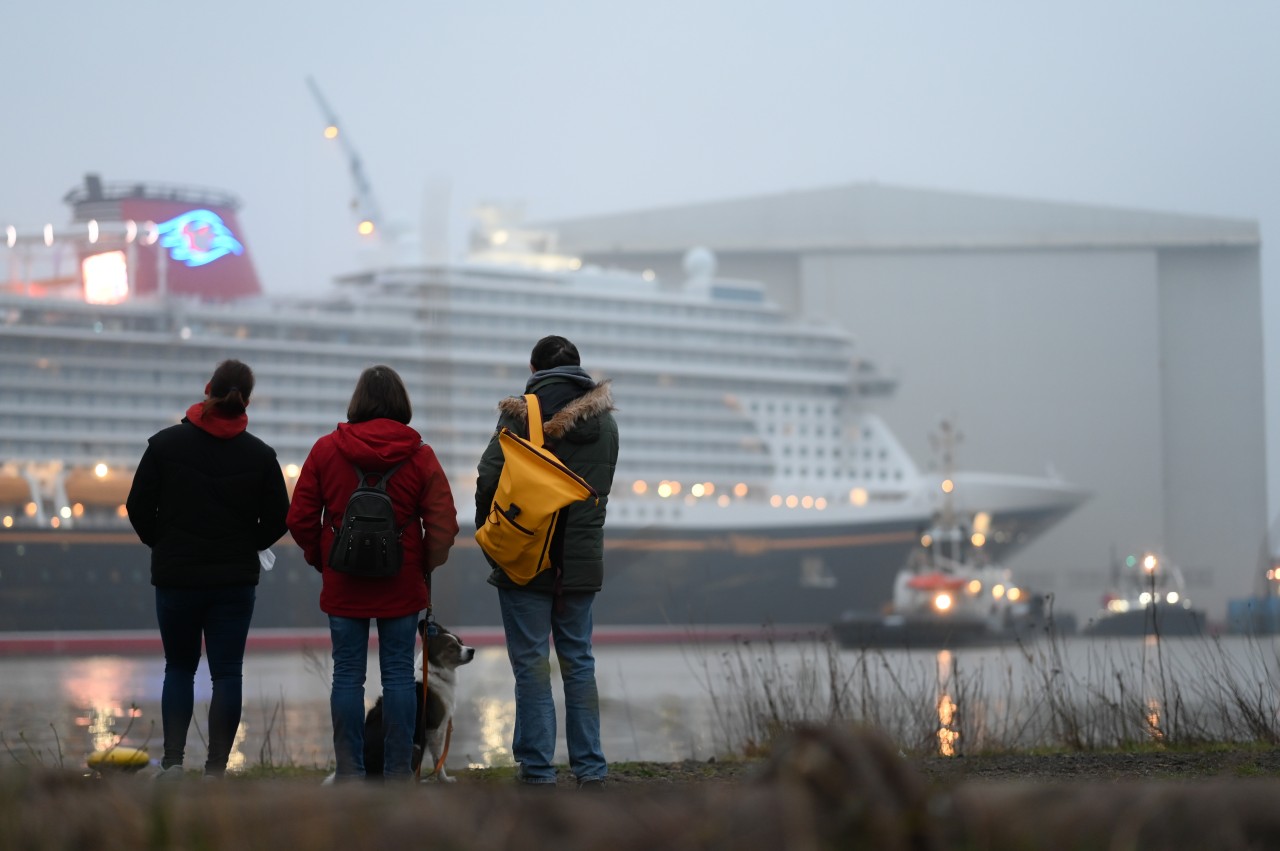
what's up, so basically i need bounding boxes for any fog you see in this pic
[4,2,1278,535]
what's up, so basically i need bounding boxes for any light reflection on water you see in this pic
[5,636,1279,771]
[0,643,731,772]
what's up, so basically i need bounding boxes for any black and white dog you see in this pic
[363,620,476,782]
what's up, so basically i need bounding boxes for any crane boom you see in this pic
[306,75,384,236]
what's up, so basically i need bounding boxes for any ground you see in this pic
[458,745,1280,788]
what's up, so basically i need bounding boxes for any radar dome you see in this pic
[682,246,717,280]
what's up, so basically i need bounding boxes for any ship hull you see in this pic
[0,502,1071,636]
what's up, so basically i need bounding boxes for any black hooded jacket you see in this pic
[127,418,290,588]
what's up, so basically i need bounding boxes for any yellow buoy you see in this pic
[86,746,151,771]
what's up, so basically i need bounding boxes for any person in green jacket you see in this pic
[475,335,619,790]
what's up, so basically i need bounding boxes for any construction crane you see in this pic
[305,75,385,238]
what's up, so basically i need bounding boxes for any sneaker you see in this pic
[517,779,557,791]
[577,778,607,792]
[155,765,185,783]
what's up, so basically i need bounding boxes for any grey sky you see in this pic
[4,1,1278,518]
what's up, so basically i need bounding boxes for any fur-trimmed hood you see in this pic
[496,380,615,441]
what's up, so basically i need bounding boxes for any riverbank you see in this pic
[455,742,1280,788]
[8,727,1280,851]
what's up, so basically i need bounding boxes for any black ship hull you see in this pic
[0,503,1071,641]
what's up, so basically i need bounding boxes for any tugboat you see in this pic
[831,422,1069,649]
[1082,552,1206,637]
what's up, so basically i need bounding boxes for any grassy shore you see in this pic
[5,726,1280,851]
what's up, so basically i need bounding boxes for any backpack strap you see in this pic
[330,461,408,533]
[355,461,405,490]
[524,393,545,447]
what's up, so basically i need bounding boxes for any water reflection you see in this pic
[0,645,724,772]
[935,649,960,757]
[62,657,155,753]
[6,638,1273,771]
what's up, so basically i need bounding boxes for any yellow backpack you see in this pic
[476,393,598,584]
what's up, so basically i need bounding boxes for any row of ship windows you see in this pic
[442,307,849,356]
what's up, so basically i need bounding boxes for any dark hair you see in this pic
[347,364,412,424]
[203,359,254,416]
[530,335,580,371]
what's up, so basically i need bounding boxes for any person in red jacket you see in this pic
[287,364,458,781]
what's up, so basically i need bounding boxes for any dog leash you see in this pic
[414,608,435,782]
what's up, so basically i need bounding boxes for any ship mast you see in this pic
[929,418,965,562]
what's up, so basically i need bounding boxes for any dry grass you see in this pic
[705,630,1280,758]
[5,725,1280,851]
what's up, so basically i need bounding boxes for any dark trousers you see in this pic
[155,585,256,774]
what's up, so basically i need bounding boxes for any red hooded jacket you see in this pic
[287,418,458,618]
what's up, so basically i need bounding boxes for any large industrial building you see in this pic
[547,183,1267,622]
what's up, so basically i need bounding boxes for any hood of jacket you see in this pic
[498,380,614,442]
[184,402,248,439]
[332,418,423,469]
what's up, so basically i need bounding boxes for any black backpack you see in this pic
[328,462,406,578]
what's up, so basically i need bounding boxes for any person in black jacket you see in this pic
[126,359,289,778]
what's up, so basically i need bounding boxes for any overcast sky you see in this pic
[4,1,1278,517]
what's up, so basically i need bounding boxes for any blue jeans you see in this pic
[329,613,419,780]
[155,585,256,775]
[498,588,606,784]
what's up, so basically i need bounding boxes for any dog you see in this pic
[359,620,477,782]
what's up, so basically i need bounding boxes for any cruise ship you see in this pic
[0,176,1087,639]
